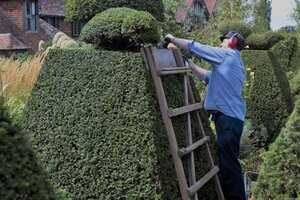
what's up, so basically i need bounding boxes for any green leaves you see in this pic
[22,49,218,199]
[80,7,160,51]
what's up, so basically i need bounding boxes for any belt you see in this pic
[209,110,224,121]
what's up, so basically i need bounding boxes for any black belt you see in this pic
[209,110,224,121]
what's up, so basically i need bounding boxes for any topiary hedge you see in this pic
[64,0,164,22]
[270,34,298,75]
[241,50,293,147]
[80,7,160,51]
[245,31,284,50]
[22,48,219,199]
[0,99,57,199]
[218,20,253,39]
[252,97,300,200]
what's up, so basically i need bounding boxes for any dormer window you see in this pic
[192,0,203,16]
[25,0,38,32]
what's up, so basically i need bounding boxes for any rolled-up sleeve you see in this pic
[205,71,212,84]
[188,40,226,66]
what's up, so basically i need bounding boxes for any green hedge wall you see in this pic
[64,0,164,22]
[241,50,293,146]
[22,48,218,199]
[0,99,57,199]
[252,98,300,200]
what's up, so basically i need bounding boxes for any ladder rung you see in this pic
[178,136,210,157]
[158,67,191,75]
[187,166,220,197]
[167,103,203,117]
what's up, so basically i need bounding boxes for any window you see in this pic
[193,1,202,16]
[72,21,84,37]
[25,0,38,32]
[42,17,59,29]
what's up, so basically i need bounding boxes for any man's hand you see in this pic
[164,34,175,43]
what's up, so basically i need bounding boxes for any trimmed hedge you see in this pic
[241,50,293,146]
[64,0,164,22]
[270,34,298,75]
[218,20,253,39]
[0,99,57,199]
[246,31,284,50]
[22,48,218,199]
[252,98,300,200]
[80,7,160,50]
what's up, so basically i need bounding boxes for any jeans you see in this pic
[214,114,246,200]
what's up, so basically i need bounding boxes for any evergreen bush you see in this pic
[80,7,160,51]
[246,31,284,50]
[218,20,253,39]
[252,98,300,200]
[0,99,57,199]
[241,50,293,146]
[22,48,219,199]
[64,0,164,22]
[270,34,298,75]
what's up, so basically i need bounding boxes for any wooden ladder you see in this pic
[141,47,224,200]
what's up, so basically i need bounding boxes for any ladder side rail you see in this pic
[144,47,190,200]
[184,73,198,200]
[186,77,225,200]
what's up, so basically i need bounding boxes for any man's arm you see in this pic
[186,59,207,81]
[165,34,189,50]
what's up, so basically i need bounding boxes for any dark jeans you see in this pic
[214,113,246,200]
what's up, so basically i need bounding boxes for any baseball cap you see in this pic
[220,31,245,51]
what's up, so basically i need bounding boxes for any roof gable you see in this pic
[175,0,217,23]
[0,33,28,50]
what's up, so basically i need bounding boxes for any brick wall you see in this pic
[0,0,24,31]
[59,19,72,37]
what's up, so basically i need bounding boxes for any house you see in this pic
[175,0,218,31]
[0,0,84,56]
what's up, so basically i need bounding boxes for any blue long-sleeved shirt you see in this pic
[188,40,246,121]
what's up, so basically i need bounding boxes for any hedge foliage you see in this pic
[22,48,219,199]
[64,0,164,22]
[80,7,160,51]
[270,34,298,75]
[241,50,293,146]
[218,20,253,39]
[0,99,57,199]
[246,31,284,50]
[252,98,300,200]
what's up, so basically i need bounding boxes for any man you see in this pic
[165,32,246,200]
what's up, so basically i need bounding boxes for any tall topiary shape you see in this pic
[245,31,284,50]
[252,98,300,200]
[241,50,293,147]
[218,20,253,39]
[80,7,160,51]
[0,99,57,199]
[64,0,164,22]
[22,48,219,199]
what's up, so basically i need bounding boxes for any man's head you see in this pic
[219,31,245,51]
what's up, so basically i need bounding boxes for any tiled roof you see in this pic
[175,0,217,23]
[39,0,64,16]
[0,33,28,50]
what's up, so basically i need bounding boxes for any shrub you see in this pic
[218,20,253,39]
[22,48,219,199]
[0,99,57,199]
[270,34,298,75]
[64,0,164,22]
[80,7,160,50]
[252,98,300,200]
[241,50,293,147]
[246,31,284,50]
